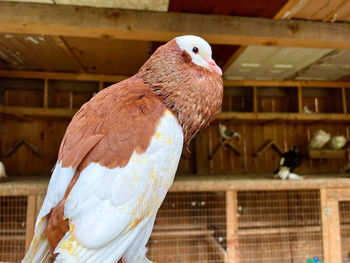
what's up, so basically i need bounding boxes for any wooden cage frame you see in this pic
[2,176,350,262]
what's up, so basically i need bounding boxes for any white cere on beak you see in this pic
[175,35,222,75]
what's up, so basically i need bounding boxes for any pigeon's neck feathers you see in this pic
[136,40,223,145]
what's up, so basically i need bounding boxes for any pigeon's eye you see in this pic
[192,47,199,54]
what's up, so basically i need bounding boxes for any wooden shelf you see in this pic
[309,149,347,159]
[0,106,77,119]
[238,226,320,236]
[1,105,350,122]
[217,112,350,122]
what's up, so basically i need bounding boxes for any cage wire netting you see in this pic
[0,196,27,263]
[0,190,323,262]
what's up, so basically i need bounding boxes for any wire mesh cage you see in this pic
[237,190,323,263]
[0,196,27,263]
[147,190,323,263]
[340,201,350,262]
[147,192,227,263]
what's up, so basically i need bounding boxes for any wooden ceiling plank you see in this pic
[1,2,350,49]
[311,0,345,20]
[51,36,86,72]
[223,0,303,74]
[273,0,301,20]
[323,0,350,22]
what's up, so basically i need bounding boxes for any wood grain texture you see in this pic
[2,2,350,49]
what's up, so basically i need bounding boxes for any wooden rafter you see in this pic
[1,2,350,49]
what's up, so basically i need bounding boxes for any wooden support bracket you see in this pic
[254,139,283,157]
[209,139,242,160]
[5,138,46,158]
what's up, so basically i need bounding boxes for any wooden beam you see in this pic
[320,189,342,263]
[1,70,350,88]
[225,190,238,263]
[25,195,37,253]
[217,112,350,122]
[43,78,49,108]
[2,2,350,49]
[342,87,348,114]
[0,70,128,83]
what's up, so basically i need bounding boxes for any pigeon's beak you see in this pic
[205,58,222,76]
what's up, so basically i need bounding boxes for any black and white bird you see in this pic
[274,147,303,180]
[219,123,241,141]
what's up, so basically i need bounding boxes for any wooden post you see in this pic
[253,86,258,113]
[43,78,49,108]
[297,84,303,113]
[98,81,104,92]
[342,87,347,114]
[25,195,37,252]
[320,189,342,263]
[225,190,238,263]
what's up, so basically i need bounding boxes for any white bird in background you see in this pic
[0,161,7,179]
[219,123,241,141]
[303,106,314,114]
[328,135,347,150]
[309,129,331,149]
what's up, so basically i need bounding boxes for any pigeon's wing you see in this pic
[55,110,183,262]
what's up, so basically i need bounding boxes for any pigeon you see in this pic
[309,129,331,149]
[275,147,303,180]
[219,123,241,141]
[328,135,347,150]
[22,35,223,263]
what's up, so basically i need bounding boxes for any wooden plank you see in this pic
[217,112,350,122]
[0,70,128,83]
[327,188,350,201]
[320,189,342,263]
[297,84,303,113]
[2,2,350,49]
[273,0,301,19]
[225,190,238,263]
[151,229,213,238]
[98,81,104,92]
[253,86,258,113]
[1,70,350,88]
[4,175,350,194]
[25,195,37,253]
[309,149,346,159]
[342,87,347,114]
[0,106,77,118]
[43,78,48,108]
[238,226,320,235]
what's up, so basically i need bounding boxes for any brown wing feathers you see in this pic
[46,78,167,253]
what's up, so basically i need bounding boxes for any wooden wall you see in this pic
[1,77,350,176]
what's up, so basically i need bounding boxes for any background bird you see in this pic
[219,123,241,141]
[22,35,223,263]
[309,129,331,149]
[0,161,7,179]
[274,147,303,180]
[328,135,347,150]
